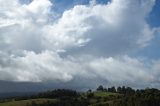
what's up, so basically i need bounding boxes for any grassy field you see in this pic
[0,92,119,106]
[0,98,57,106]
[94,91,118,97]
[87,91,119,106]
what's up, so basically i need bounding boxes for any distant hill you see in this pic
[0,80,93,93]
[0,80,46,93]
[0,92,36,99]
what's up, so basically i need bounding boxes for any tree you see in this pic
[117,86,122,93]
[108,86,116,92]
[111,86,116,92]
[97,85,104,91]
[125,87,135,95]
[103,88,108,92]
[122,86,126,94]
[87,93,94,98]
[87,89,92,93]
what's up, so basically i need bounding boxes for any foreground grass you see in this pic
[0,98,57,106]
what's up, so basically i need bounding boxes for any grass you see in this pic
[0,92,119,106]
[94,91,118,97]
[0,98,57,106]
[88,92,119,106]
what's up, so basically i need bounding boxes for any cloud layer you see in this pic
[0,51,158,87]
[0,0,159,88]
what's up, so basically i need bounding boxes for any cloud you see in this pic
[43,0,155,56]
[0,51,74,82]
[90,0,97,6]
[0,0,159,88]
[0,0,156,54]
[0,50,158,88]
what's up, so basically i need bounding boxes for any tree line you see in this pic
[95,85,160,106]
[1,85,160,106]
[96,85,135,94]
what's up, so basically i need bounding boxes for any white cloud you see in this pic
[0,0,156,54]
[90,0,97,6]
[0,51,158,88]
[0,0,159,88]
[0,51,74,82]
[43,0,155,56]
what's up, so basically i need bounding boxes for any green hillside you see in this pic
[0,91,119,106]
[0,98,57,106]
[94,91,118,97]
[0,86,160,106]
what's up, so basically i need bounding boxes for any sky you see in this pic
[0,0,160,90]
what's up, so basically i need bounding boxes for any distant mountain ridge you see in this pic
[0,92,38,99]
[0,80,46,93]
[0,80,90,93]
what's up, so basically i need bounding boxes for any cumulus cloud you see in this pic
[42,0,155,56]
[0,51,156,87]
[0,51,74,82]
[0,0,156,54]
[0,0,159,88]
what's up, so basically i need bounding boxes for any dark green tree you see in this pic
[97,85,104,91]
